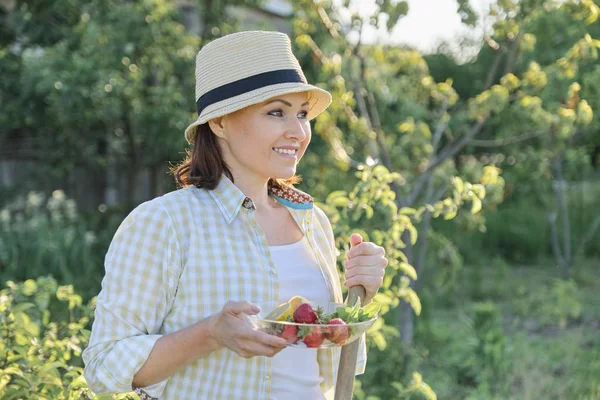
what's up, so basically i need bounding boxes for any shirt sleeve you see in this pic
[82,199,181,399]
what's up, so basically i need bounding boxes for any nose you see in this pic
[284,118,309,142]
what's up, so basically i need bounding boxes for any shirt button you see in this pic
[264,375,271,381]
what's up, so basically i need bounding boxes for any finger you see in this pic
[223,301,260,316]
[345,264,385,280]
[345,255,388,271]
[344,274,384,290]
[248,329,288,348]
[350,233,363,248]
[347,243,384,259]
[237,341,285,358]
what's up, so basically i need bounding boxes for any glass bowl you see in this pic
[243,300,378,349]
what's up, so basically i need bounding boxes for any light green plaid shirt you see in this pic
[83,175,366,400]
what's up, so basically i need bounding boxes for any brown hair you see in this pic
[172,124,301,190]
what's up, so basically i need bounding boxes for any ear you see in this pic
[207,117,226,136]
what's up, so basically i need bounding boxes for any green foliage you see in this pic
[437,177,600,266]
[391,372,438,400]
[328,299,381,324]
[0,190,120,300]
[406,263,600,399]
[464,257,512,302]
[0,276,133,399]
[2,0,600,399]
[515,278,582,329]
[1,0,200,199]
[354,334,438,400]
[472,302,507,385]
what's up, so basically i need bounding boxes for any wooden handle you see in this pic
[334,285,366,400]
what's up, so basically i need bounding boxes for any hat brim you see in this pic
[184,82,332,144]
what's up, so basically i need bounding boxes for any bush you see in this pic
[355,336,437,400]
[0,191,121,300]
[433,179,600,265]
[472,302,507,388]
[0,276,137,399]
[514,278,582,329]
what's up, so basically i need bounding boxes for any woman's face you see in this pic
[217,92,312,182]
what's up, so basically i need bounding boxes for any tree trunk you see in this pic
[199,0,215,42]
[123,112,138,210]
[400,297,414,345]
[414,177,435,291]
[552,156,571,278]
[399,230,415,345]
[104,133,119,206]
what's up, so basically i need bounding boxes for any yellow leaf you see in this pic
[471,197,482,214]
[399,207,417,215]
[443,208,457,220]
[407,290,422,316]
[399,262,418,280]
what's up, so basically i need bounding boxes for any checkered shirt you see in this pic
[83,175,366,399]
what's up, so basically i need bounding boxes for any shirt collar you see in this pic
[209,175,314,223]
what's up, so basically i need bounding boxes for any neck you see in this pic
[228,170,276,212]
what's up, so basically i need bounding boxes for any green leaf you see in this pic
[3,388,31,400]
[398,262,418,280]
[371,331,387,351]
[12,303,36,314]
[22,279,38,296]
[0,367,25,378]
[407,223,418,245]
[362,302,381,318]
[399,207,416,215]
[471,197,482,214]
[326,190,348,203]
[443,208,457,220]
[365,205,374,219]
[452,176,464,194]
[407,289,422,316]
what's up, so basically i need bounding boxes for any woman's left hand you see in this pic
[343,233,388,305]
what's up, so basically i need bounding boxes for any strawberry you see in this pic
[279,324,299,344]
[301,326,324,348]
[324,318,350,345]
[293,303,318,324]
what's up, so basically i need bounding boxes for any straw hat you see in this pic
[184,30,332,144]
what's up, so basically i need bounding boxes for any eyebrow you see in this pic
[264,99,309,107]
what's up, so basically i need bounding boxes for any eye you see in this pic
[268,109,284,117]
[267,109,309,118]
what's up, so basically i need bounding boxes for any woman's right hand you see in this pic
[209,301,288,358]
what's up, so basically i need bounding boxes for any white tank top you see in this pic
[268,235,330,400]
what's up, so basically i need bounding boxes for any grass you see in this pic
[358,258,600,400]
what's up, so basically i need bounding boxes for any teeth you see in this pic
[273,148,297,155]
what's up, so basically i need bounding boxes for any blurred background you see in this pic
[1,0,599,399]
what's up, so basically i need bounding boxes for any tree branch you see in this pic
[548,211,566,269]
[432,182,451,203]
[362,71,393,168]
[414,176,434,288]
[469,131,544,147]
[347,22,381,162]
[576,215,600,257]
[503,31,522,76]
[431,106,447,151]
[317,6,340,38]
[406,118,486,206]
[483,46,505,90]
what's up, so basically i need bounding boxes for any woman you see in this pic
[83,31,388,400]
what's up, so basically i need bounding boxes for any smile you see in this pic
[273,148,298,158]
